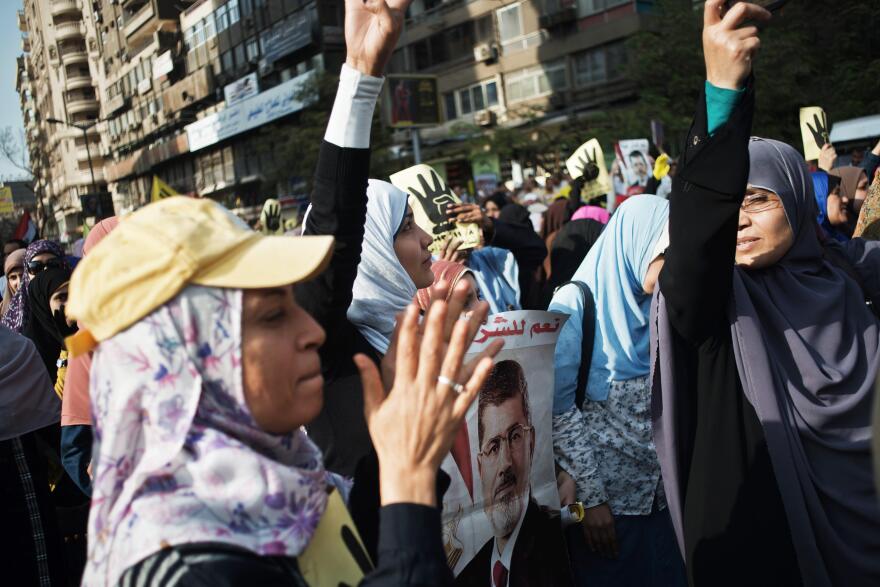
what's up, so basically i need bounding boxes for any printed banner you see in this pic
[565,139,612,202]
[442,311,572,585]
[613,139,652,198]
[384,76,442,128]
[0,186,14,216]
[800,107,829,161]
[390,164,482,254]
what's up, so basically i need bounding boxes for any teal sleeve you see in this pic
[706,81,745,135]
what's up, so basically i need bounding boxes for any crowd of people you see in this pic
[1,0,879,585]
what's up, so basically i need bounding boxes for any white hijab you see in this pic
[348,180,417,354]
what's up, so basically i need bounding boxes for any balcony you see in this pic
[17,10,27,32]
[50,1,81,18]
[55,21,85,41]
[75,146,100,163]
[123,1,155,39]
[21,36,30,52]
[66,96,99,115]
[65,74,93,91]
[59,45,88,65]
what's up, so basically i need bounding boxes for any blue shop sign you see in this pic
[263,10,314,65]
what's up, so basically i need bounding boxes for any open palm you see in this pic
[345,0,412,77]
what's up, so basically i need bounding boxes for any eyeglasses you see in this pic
[478,423,532,462]
[741,193,783,214]
[27,258,63,275]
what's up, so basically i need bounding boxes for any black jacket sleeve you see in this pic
[361,504,453,587]
[658,81,755,345]
[295,141,371,347]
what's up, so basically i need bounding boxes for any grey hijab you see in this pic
[0,325,59,441]
[653,138,880,587]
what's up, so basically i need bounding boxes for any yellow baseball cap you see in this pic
[66,196,333,356]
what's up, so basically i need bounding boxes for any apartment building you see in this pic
[17,0,109,241]
[97,0,346,216]
[388,0,653,187]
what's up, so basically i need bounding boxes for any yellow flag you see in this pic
[151,176,178,202]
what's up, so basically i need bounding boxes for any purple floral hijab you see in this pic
[84,285,332,586]
[1,240,67,333]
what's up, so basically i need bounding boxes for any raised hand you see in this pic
[577,148,600,182]
[438,236,465,262]
[447,203,485,225]
[703,0,770,90]
[807,113,830,152]
[345,0,412,77]
[817,143,837,172]
[356,281,503,506]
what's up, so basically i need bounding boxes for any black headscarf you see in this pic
[482,191,510,212]
[498,203,533,230]
[24,267,76,381]
[541,219,605,307]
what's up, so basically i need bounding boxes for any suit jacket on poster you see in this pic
[454,499,572,587]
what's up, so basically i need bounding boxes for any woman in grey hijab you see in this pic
[655,136,880,587]
[652,3,880,585]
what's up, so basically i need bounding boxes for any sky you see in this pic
[0,2,28,181]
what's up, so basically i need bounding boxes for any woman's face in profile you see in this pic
[241,285,326,434]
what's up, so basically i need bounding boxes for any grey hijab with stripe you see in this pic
[653,138,880,587]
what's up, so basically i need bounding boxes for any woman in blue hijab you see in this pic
[549,195,684,586]
[812,170,851,242]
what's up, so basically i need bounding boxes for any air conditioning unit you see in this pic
[473,43,495,63]
[474,110,495,127]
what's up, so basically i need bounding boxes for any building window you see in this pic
[204,16,216,41]
[576,0,631,17]
[234,44,246,68]
[216,4,229,33]
[222,50,234,72]
[246,37,259,62]
[485,81,499,106]
[459,88,472,115]
[193,20,205,47]
[412,21,479,69]
[229,0,241,23]
[445,79,502,121]
[505,61,567,103]
[444,92,456,120]
[573,41,627,87]
[497,3,523,44]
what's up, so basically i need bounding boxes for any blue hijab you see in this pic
[812,170,849,243]
[550,195,668,409]
[467,246,521,314]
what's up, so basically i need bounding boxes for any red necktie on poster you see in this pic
[493,560,508,587]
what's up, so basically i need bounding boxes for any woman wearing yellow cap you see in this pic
[66,2,503,586]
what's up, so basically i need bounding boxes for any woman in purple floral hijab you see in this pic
[85,286,332,585]
[1,239,67,333]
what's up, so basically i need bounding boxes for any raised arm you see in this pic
[658,0,766,344]
[295,0,408,334]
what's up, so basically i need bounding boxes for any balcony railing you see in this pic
[65,74,93,91]
[59,45,88,64]
[50,1,80,18]
[123,2,155,38]
[55,22,85,40]
[67,97,99,114]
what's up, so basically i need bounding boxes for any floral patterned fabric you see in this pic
[552,375,664,515]
[84,285,332,587]
[1,240,68,333]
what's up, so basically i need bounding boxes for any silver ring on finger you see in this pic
[437,375,465,394]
